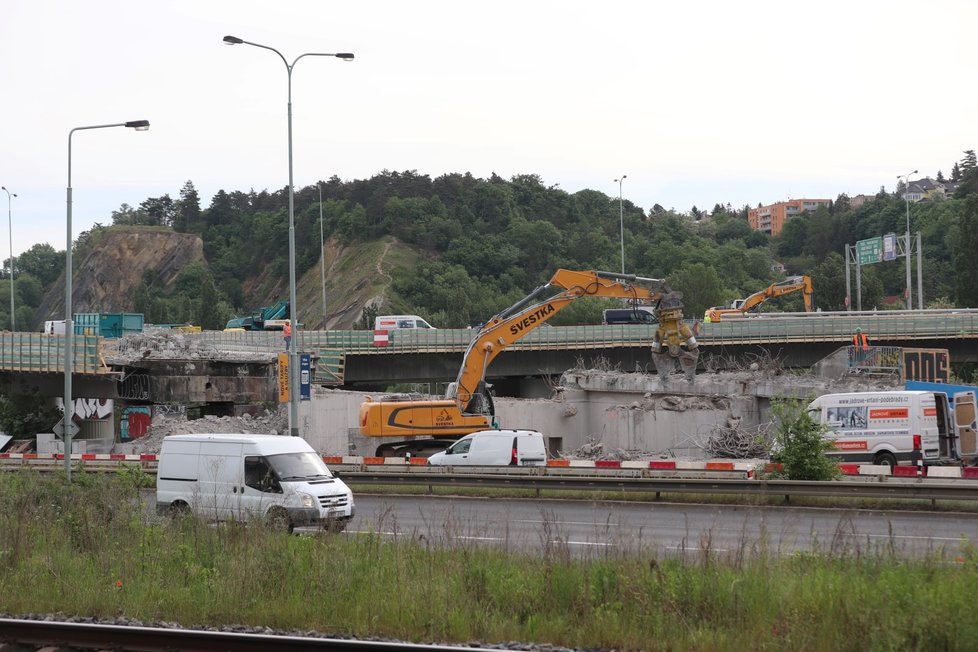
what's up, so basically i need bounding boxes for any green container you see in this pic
[73,312,144,338]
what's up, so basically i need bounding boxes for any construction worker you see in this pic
[283,321,292,352]
[851,326,870,370]
[852,327,869,350]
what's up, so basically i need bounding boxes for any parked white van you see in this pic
[156,434,354,532]
[806,391,946,469]
[374,315,436,330]
[427,429,548,466]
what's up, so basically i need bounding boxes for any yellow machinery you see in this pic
[705,276,813,322]
[358,269,673,456]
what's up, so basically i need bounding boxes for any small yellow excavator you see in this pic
[358,268,687,456]
[704,275,813,322]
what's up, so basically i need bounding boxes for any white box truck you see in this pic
[807,390,977,469]
[156,434,354,532]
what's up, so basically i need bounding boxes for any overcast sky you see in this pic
[1,0,975,257]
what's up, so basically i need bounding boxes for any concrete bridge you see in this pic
[0,309,975,405]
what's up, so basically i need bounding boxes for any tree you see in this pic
[668,263,728,318]
[769,398,840,481]
[15,243,62,286]
[140,194,176,227]
[0,390,62,438]
[174,181,201,233]
[954,195,978,306]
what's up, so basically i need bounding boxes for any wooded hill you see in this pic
[9,151,978,332]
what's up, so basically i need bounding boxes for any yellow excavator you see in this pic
[704,275,813,322]
[358,268,675,456]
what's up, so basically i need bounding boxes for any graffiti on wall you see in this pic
[56,398,113,421]
[120,406,152,441]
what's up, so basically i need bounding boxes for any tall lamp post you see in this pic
[319,182,327,329]
[65,120,149,482]
[1,186,15,330]
[898,169,917,310]
[613,175,627,274]
[223,35,353,437]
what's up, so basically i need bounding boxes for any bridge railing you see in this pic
[0,332,105,374]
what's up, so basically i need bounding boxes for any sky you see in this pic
[1,0,976,257]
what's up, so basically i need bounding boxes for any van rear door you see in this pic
[954,391,978,458]
[514,434,547,466]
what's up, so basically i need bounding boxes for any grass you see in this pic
[2,468,978,651]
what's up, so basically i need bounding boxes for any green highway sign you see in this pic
[856,236,883,265]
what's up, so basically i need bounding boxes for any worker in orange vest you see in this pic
[283,321,292,352]
[852,327,869,350]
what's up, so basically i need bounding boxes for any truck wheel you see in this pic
[167,501,190,519]
[874,452,897,471]
[267,507,294,534]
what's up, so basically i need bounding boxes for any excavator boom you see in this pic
[359,269,671,452]
[706,276,813,322]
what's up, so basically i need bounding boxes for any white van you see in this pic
[156,434,354,532]
[43,320,66,335]
[427,429,548,466]
[806,391,947,468]
[374,315,435,330]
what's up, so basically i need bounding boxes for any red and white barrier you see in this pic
[373,330,389,347]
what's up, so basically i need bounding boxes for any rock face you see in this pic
[31,230,206,329]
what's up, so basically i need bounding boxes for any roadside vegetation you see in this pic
[2,469,977,651]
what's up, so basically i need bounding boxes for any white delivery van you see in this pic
[427,429,548,466]
[156,434,354,532]
[374,315,436,330]
[806,391,948,468]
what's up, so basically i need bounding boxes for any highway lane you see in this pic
[346,494,978,559]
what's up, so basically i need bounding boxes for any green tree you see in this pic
[769,398,840,481]
[16,243,62,286]
[668,263,728,318]
[0,390,62,438]
[174,181,201,233]
[954,195,978,306]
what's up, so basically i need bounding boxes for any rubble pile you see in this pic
[125,406,288,456]
[701,419,774,459]
[106,330,276,365]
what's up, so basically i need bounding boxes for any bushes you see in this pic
[770,398,841,481]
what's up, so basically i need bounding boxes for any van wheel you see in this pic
[267,507,294,534]
[167,501,190,519]
[874,452,897,471]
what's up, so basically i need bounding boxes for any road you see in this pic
[345,494,978,559]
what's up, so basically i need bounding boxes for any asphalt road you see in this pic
[346,493,978,559]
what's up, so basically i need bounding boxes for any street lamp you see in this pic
[65,120,149,482]
[613,175,627,274]
[1,186,15,331]
[897,169,918,310]
[319,182,327,329]
[223,35,354,437]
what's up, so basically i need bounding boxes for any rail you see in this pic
[4,456,978,503]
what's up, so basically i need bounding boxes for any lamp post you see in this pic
[898,169,917,310]
[318,183,327,329]
[64,120,149,482]
[1,186,15,330]
[613,175,627,274]
[223,35,353,437]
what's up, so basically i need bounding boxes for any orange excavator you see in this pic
[704,275,813,322]
[358,269,673,456]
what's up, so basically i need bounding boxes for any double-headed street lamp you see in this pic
[223,35,354,437]
[1,186,15,330]
[613,175,627,274]
[65,120,149,481]
[897,169,918,310]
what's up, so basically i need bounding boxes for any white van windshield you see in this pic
[266,451,333,480]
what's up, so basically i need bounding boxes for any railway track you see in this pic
[0,617,514,652]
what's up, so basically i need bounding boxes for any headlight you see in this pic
[297,491,315,508]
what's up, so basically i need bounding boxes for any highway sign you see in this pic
[856,237,883,265]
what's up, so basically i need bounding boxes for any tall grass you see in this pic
[1,469,976,650]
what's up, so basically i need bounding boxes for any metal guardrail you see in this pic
[3,459,977,501]
[341,470,978,502]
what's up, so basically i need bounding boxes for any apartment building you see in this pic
[747,198,831,236]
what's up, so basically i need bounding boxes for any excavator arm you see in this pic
[452,269,671,410]
[358,269,670,449]
[707,276,813,321]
